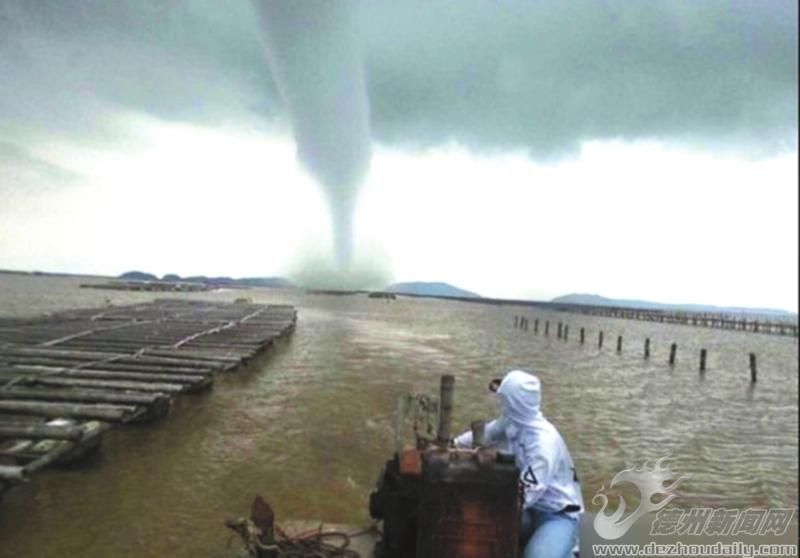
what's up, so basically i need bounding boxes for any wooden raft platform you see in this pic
[0,299,296,495]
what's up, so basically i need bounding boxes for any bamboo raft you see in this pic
[80,280,212,292]
[0,299,297,496]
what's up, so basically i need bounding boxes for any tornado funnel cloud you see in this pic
[329,195,356,270]
[251,0,371,268]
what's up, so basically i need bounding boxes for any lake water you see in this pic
[0,274,797,557]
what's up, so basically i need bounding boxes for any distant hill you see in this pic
[119,271,158,281]
[385,281,481,299]
[551,293,796,317]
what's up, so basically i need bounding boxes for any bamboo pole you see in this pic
[0,464,26,483]
[143,349,242,362]
[0,363,210,382]
[0,356,215,375]
[0,387,169,407]
[0,423,84,441]
[0,400,138,422]
[0,348,223,370]
[23,422,108,474]
[0,374,187,393]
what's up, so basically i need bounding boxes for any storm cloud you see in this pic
[0,1,796,281]
[363,1,797,156]
[1,0,795,156]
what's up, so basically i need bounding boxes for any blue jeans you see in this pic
[520,508,580,558]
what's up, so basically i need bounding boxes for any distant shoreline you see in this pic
[0,268,110,279]
[1,268,795,319]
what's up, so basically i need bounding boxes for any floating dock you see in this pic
[0,299,296,496]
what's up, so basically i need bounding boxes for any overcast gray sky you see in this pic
[0,1,797,311]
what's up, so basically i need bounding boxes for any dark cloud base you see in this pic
[1,0,796,158]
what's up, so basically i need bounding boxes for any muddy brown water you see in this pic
[0,274,797,557]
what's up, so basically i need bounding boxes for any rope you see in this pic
[38,319,153,347]
[171,307,266,349]
[226,518,380,558]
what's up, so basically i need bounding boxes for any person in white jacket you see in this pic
[454,369,583,558]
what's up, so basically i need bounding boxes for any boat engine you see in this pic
[369,375,520,558]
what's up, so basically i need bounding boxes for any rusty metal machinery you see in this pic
[369,375,520,558]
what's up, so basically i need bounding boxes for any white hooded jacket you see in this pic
[454,370,584,517]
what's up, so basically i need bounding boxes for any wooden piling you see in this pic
[471,420,486,448]
[749,353,757,383]
[580,328,585,344]
[699,349,707,372]
[616,335,623,353]
[598,331,604,348]
[436,375,455,445]
[534,319,539,333]
[644,338,650,359]
[669,343,677,366]
[563,326,569,341]
[545,322,550,336]
[557,323,563,339]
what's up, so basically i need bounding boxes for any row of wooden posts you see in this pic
[513,315,759,383]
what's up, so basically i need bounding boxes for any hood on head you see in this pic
[496,370,542,426]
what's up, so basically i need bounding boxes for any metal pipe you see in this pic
[436,375,455,445]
